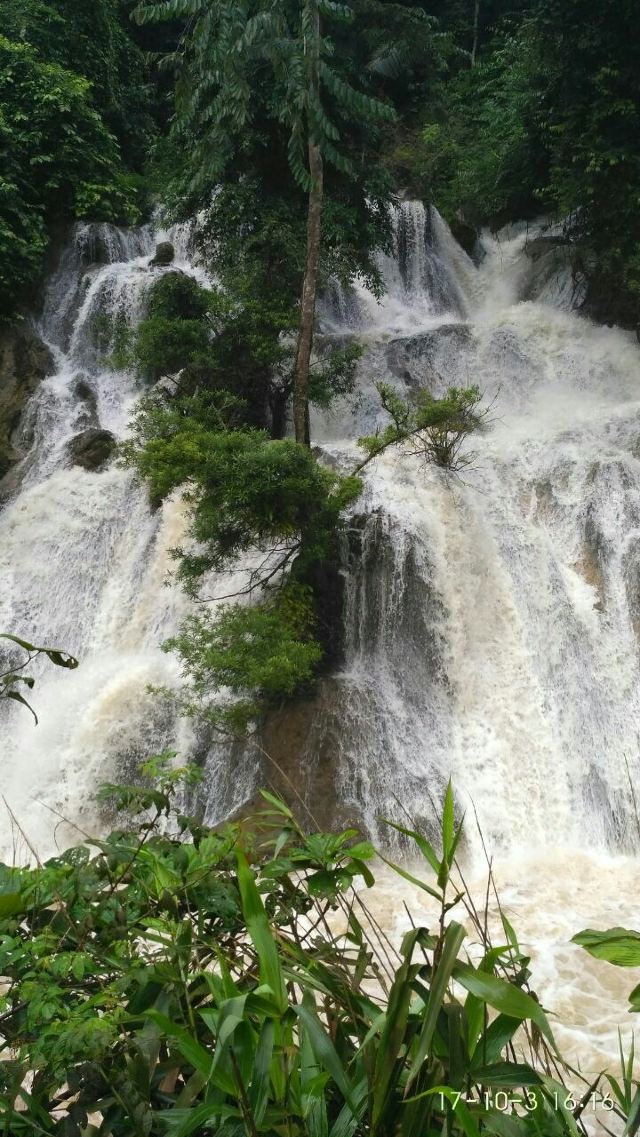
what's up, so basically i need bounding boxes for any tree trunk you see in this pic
[293,139,323,446]
[471,0,480,65]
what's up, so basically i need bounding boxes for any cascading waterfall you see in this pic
[1,201,640,1073]
[0,221,257,854]
[314,204,640,856]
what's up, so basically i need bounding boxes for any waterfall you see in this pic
[2,202,640,1073]
[0,221,255,855]
[312,208,640,853]
[3,203,640,857]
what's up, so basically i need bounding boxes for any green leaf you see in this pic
[405,921,466,1091]
[144,1012,213,1079]
[454,965,556,1047]
[236,850,286,1011]
[442,779,455,861]
[469,1061,543,1087]
[295,992,358,1115]
[0,892,26,918]
[572,928,640,967]
[383,820,441,876]
[377,852,443,902]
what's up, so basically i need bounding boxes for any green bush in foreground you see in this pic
[0,765,635,1136]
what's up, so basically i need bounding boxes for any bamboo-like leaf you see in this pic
[469,1061,543,1087]
[442,779,455,861]
[236,849,286,1011]
[295,992,358,1114]
[372,928,422,1129]
[405,921,466,1092]
[472,1013,522,1066]
[454,964,556,1046]
[248,1019,274,1125]
[144,1012,213,1079]
[300,1022,329,1137]
[377,852,443,901]
[383,820,441,876]
[624,1086,640,1137]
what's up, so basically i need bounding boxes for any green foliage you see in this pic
[411,0,640,328]
[572,928,640,969]
[1,0,154,163]
[117,270,362,437]
[123,394,357,577]
[573,923,640,1129]
[358,382,486,473]
[0,633,78,723]
[133,0,395,191]
[122,386,362,722]
[0,34,139,316]
[0,775,605,1137]
[167,585,324,728]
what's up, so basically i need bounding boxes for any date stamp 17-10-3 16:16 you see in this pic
[439,1090,615,1114]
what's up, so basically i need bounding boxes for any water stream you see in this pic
[1,204,639,1085]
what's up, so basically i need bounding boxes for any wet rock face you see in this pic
[385,324,472,391]
[0,324,53,481]
[150,241,175,267]
[67,427,116,470]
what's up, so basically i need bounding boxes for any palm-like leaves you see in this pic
[133,0,395,190]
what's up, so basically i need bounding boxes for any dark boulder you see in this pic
[150,241,175,268]
[67,428,116,470]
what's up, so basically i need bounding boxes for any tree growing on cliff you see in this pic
[133,0,397,443]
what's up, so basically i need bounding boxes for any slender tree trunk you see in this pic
[293,140,323,446]
[471,0,480,65]
[293,0,323,447]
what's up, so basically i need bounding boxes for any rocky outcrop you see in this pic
[67,427,116,470]
[0,324,53,481]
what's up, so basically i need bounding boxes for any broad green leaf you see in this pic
[0,893,26,919]
[473,1013,522,1066]
[572,928,640,967]
[480,1110,530,1137]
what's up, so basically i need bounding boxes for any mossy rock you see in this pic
[67,428,116,470]
[150,241,175,267]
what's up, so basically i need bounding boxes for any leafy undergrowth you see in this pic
[0,759,637,1136]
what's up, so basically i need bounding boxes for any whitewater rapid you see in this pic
[1,206,640,1091]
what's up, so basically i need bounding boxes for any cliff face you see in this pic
[0,324,53,492]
